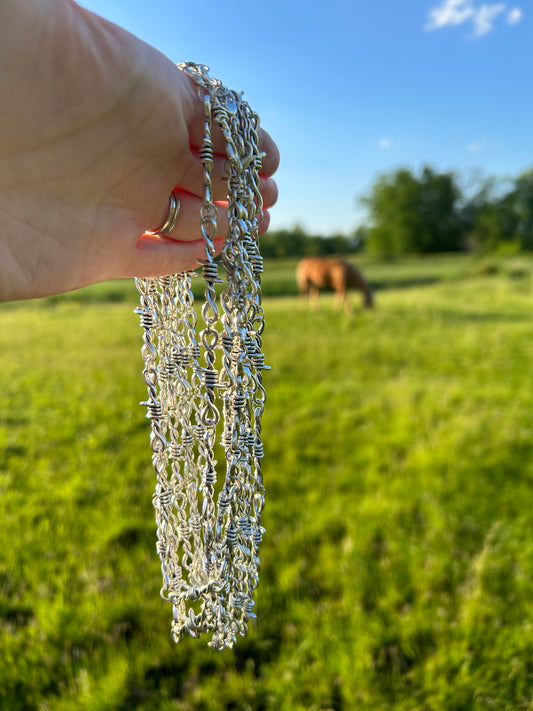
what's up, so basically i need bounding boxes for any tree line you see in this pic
[263,165,533,258]
[259,224,362,259]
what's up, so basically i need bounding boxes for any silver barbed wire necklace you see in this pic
[135,63,267,650]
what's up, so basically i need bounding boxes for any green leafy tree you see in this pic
[361,166,463,256]
[461,174,528,252]
[509,169,533,250]
[470,203,511,252]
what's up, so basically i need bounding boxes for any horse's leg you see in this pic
[344,290,354,315]
[309,284,321,311]
[335,287,346,312]
[298,285,309,310]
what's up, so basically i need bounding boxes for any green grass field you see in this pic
[0,255,532,710]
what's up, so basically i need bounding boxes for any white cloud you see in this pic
[466,139,487,152]
[425,0,522,37]
[507,7,523,24]
[425,0,475,30]
[472,4,505,36]
[379,137,393,149]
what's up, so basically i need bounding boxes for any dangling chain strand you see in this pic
[135,63,267,650]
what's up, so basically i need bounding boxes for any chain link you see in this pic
[135,63,267,650]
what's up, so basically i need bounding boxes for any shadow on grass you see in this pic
[370,276,442,291]
[434,309,533,324]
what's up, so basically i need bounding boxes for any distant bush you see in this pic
[260,224,361,259]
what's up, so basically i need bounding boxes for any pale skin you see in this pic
[0,0,280,302]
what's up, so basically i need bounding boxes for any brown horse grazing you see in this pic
[296,256,374,311]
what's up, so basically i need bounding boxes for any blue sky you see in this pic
[80,0,532,235]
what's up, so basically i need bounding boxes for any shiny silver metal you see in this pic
[145,187,181,236]
[136,63,266,651]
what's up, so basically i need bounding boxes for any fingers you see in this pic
[132,207,271,279]
[257,128,281,177]
[258,208,271,234]
[179,71,280,203]
[149,190,230,242]
[261,176,278,208]
[184,86,280,180]
[176,147,279,206]
[187,121,280,178]
[138,66,279,277]
[144,190,272,243]
[132,236,225,278]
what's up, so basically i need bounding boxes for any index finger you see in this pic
[188,110,280,177]
[258,127,280,177]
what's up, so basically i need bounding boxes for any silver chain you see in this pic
[135,63,267,650]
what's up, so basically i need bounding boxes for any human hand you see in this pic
[0,0,279,301]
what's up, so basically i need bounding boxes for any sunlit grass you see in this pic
[0,255,532,710]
